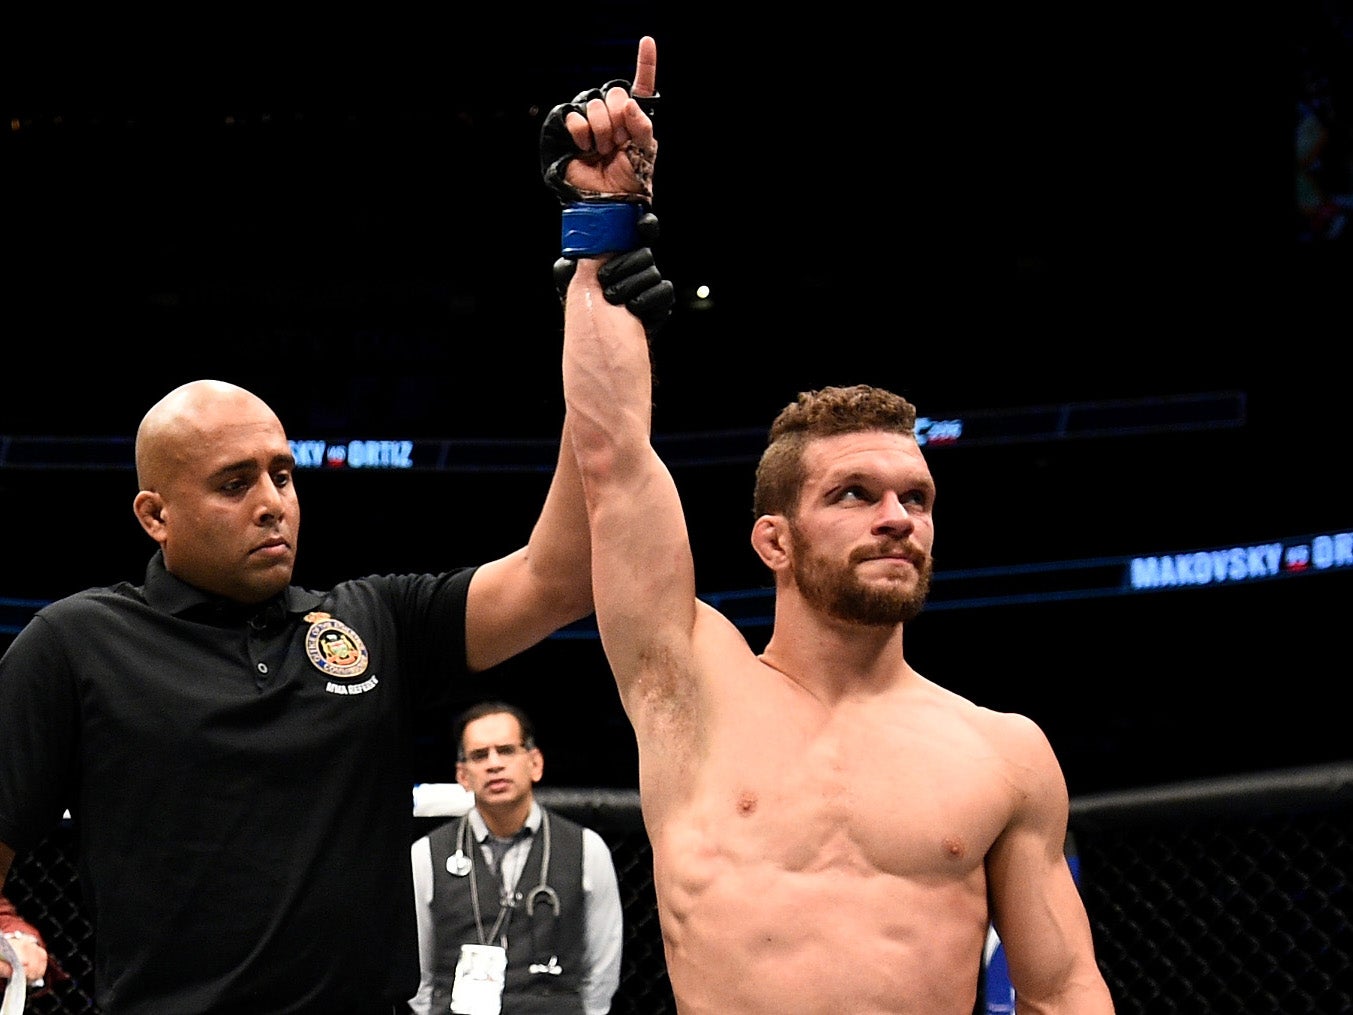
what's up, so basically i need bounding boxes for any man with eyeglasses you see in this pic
[408,701,622,1015]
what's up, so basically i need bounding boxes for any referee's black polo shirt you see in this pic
[0,550,475,1015]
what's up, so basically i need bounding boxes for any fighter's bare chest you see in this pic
[695,719,1011,877]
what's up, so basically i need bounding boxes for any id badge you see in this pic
[449,943,508,1015]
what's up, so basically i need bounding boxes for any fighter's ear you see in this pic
[133,491,167,543]
[750,515,790,572]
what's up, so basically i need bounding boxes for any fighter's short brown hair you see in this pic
[752,384,919,519]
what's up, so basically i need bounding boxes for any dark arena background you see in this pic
[3,5,1352,1012]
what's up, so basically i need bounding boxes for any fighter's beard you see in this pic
[791,528,933,627]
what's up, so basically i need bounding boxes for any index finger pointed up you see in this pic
[632,35,657,98]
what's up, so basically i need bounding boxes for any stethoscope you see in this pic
[447,810,563,975]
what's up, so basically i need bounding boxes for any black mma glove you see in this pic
[540,79,658,204]
[542,78,672,334]
[551,211,674,335]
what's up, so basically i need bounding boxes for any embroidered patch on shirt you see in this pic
[305,615,370,679]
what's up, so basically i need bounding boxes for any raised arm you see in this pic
[463,38,674,672]
[564,259,696,717]
[462,422,595,672]
[551,38,700,717]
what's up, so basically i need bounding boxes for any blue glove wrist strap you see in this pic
[561,202,642,257]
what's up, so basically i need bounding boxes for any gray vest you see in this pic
[426,809,588,1015]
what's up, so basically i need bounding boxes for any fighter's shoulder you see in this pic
[971,705,1069,804]
[968,699,1054,748]
[924,683,1059,766]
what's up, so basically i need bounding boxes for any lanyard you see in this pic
[457,811,555,947]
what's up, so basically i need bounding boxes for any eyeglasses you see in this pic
[460,742,532,765]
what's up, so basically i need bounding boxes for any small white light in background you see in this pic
[683,282,715,312]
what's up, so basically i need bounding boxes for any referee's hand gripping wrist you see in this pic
[553,212,673,334]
